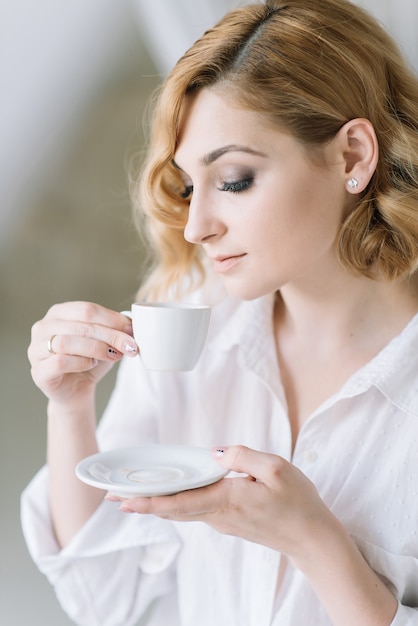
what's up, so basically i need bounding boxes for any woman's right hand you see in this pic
[28,301,138,407]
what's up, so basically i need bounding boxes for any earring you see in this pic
[348,177,359,189]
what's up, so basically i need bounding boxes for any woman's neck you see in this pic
[273,270,418,441]
[276,270,418,355]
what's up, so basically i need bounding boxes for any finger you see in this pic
[30,318,137,362]
[45,301,133,333]
[41,353,99,376]
[32,328,136,363]
[31,353,99,390]
[41,304,134,342]
[45,335,126,363]
[118,479,231,518]
[212,445,288,485]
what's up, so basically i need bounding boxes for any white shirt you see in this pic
[21,294,418,625]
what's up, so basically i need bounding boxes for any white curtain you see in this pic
[131,0,243,75]
[132,0,418,73]
[356,0,418,69]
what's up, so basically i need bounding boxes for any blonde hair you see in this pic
[133,0,418,300]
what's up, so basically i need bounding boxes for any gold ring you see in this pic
[47,335,57,354]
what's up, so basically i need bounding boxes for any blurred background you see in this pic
[1,1,416,624]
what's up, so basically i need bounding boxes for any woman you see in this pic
[23,0,418,624]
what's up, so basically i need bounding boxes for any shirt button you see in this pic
[304,449,318,463]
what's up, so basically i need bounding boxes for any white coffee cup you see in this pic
[122,302,211,371]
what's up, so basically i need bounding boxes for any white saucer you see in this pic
[76,445,229,498]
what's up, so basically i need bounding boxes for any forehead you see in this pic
[175,89,280,163]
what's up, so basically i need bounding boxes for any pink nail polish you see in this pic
[104,494,120,502]
[214,448,225,457]
[123,342,137,354]
[119,503,136,513]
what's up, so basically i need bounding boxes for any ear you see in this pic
[336,118,379,194]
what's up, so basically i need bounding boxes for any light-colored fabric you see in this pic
[21,294,418,625]
[131,0,245,75]
[355,0,418,69]
[132,0,418,77]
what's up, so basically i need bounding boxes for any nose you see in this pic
[184,192,224,244]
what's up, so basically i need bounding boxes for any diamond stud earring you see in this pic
[348,177,359,189]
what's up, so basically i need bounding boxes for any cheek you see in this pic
[255,192,339,265]
[252,199,301,250]
[288,176,344,237]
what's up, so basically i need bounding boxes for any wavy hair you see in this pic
[133,0,418,300]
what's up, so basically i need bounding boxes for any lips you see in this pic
[210,253,246,273]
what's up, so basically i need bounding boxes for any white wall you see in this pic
[0,0,141,246]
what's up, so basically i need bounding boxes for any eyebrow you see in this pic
[172,144,267,170]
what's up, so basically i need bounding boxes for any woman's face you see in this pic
[174,89,351,300]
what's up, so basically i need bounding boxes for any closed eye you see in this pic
[219,178,253,193]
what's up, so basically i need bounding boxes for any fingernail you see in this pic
[90,358,99,368]
[213,447,226,457]
[123,342,137,354]
[119,504,136,513]
[104,493,120,502]
[107,347,120,359]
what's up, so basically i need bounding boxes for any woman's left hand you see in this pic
[112,446,400,625]
[112,445,332,558]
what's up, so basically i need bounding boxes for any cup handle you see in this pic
[120,311,138,356]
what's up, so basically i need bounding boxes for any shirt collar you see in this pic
[209,293,275,355]
[209,295,418,418]
[342,312,418,417]
[208,294,285,401]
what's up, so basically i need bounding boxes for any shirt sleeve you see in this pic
[390,604,418,625]
[20,357,182,626]
[351,535,418,626]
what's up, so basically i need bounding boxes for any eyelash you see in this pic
[180,178,254,199]
[180,186,193,199]
[220,178,253,193]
